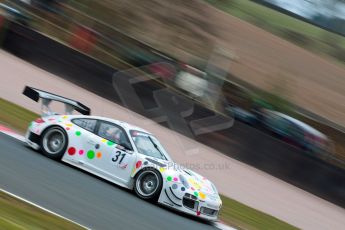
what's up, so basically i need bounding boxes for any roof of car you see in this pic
[266,110,327,139]
[72,115,152,134]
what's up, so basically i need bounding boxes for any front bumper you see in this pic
[159,186,221,221]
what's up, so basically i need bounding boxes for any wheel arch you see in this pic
[37,124,67,141]
[133,166,163,180]
[133,166,164,200]
[29,123,66,145]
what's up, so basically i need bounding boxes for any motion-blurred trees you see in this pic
[68,0,217,62]
[306,0,345,62]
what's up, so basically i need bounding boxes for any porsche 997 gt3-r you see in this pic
[23,86,222,220]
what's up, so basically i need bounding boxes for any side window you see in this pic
[72,119,97,132]
[97,122,131,147]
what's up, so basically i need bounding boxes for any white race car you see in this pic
[23,86,222,220]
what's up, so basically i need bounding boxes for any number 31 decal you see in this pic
[112,151,126,164]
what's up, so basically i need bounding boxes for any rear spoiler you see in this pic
[23,86,91,116]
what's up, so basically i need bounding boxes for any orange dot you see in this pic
[96,152,102,158]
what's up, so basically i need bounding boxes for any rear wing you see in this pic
[23,86,91,116]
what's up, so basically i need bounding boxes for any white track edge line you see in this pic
[214,222,238,230]
[0,130,26,142]
[0,188,91,229]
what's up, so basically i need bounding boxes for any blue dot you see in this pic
[143,161,148,165]
[172,184,178,189]
[181,187,185,191]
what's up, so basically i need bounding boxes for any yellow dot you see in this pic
[199,192,206,199]
[62,116,68,119]
[101,139,107,143]
[159,167,166,173]
[96,152,102,158]
[66,123,73,127]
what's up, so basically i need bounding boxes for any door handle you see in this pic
[87,140,96,145]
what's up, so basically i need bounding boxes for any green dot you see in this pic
[167,176,172,181]
[194,191,199,197]
[87,150,95,159]
[107,141,115,146]
[75,131,81,136]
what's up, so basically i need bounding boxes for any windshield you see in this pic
[130,130,170,160]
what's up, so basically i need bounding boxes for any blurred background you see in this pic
[1,0,345,207]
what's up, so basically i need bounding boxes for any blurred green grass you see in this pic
[220,195,298,230]
[205,0,345,62]
[0,98,38,133]
[0,190,84,230]
[0,97,297,230]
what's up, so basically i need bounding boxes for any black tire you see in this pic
[40,126,68,160]
[134,168,163,201]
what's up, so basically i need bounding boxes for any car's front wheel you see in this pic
[134,169,162,201]
[40,126,68,160]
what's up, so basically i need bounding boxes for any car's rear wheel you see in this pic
[134,169,162,201]
[40,126,68,160]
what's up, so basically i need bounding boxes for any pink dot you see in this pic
[79,150,84,155]
[173,177,178,182]
[66,127,70,131]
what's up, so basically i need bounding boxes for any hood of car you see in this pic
[153,159,219,200]
[177,168,218,197]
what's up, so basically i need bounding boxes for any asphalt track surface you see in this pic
[0,133,221,230]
